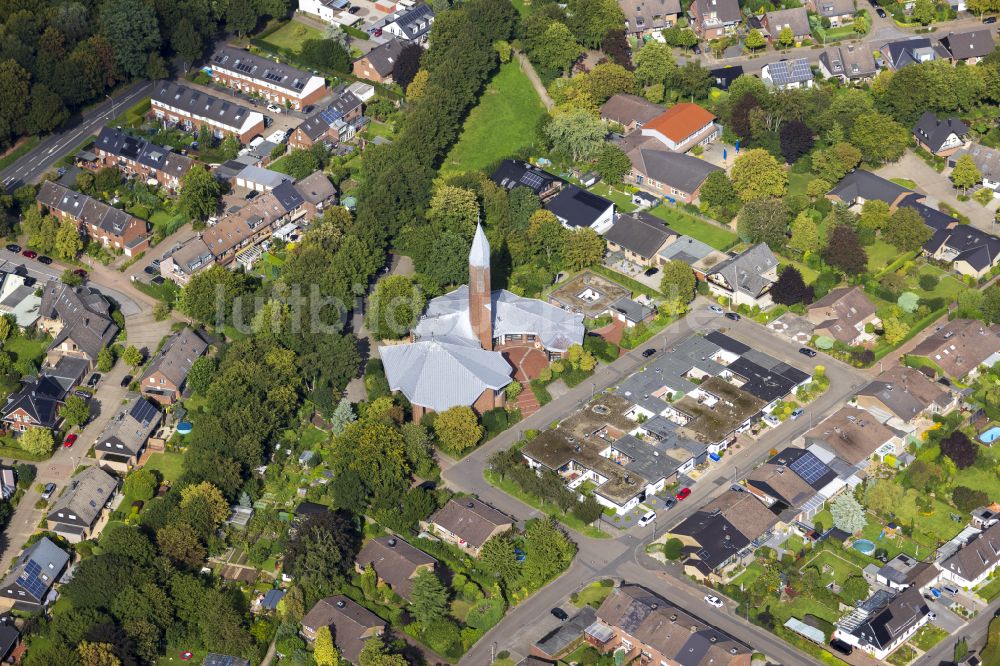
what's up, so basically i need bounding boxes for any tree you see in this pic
[841,575,870,604]
[913,0,935,23]
[187,357,215,395]
[593,144,632,184]
[392,43,423,89]
[366,276,426,340]
[406,70,429,100]
[278,148,324,180]
[663,538,684,560]
[851,113,909,165]
[699,171,740,219]
[858,200,891,235]
[951,154,982,195]
[433,406,483,453]
[789,212,821,255]
[830,493,866,533]
[179,481,230,528]
[881,316,908,344]
[730,149,787,201]
[409,569,449,625]
[853,14,869,33]
[659,260,696,304]
[577,62,636,104]
[545,108,606,161]
[953,485,989,512]
[60,395,91,428]
[20,428,54,457]
[156,522,206,568]
[567,0,626,47]
[601,28,632,69]
[562,228,605,270]
[123,469,158,502]
[776,26,795,48]
[78,641,121,666]
[97,347,115,373]
[359,636,408,666]
[533,22,583,74]
[866,479,904,517]
[906,459,944,492]
[300,38,351,73]
[94,167,122,195]
[675,61,712,100]
[940,430,978,469]
[314,625,340,666]
[823,225,867,275]
[737,199,791,247]
[479,533,520,587]
[884,207,932,252]
[770,266,813,305]
[172,19,203,66]
[633,40,676,87]
[744,29,766,52]
[122,345,143,369]
[779,120,814,164]
[812,142,862,183]
[100,0,161,78]
[285,510,359,602]
[178,165,221,223]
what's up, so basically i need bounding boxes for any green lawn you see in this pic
[572,581,613,608]
[910,624,949,652]
[588,182,637,213]
[867,240,900,273]
[442,61,545,173]
[144,451,185,483]
[980,575,1000,601]
[148,209,186,236]
[2,335,52,367]
[647,205,739,251]
[951,447,1000,507]
[887,644,917,666]
[483,469,609,539]
[800,550,862,585]
[913,264,965,301]
[260,21,324,54]
[788,170,812,198]
[890,178,919,190]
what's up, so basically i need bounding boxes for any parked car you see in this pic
[704,595,723,608]
[943,585,959,596]
[266,103,282,113]
[790,407,804,420]
[349,5,361,12]
[762,414,780,427]
[143,265,158,275]
[21,250,37,259]
[637,511,655,527]
[799,347,817,357]
[63,433,77,448]
[876,7,887,16]
[245,189,260,200]
[374,27,383,36]
[644,267,659,277]
[830,639,854,655]
[87,373,101,388]
[41,483,56,500]
[550,608,569,620]
[5,244,20,253]
[642,348,656,358]
[984,14,996,22]
[724,312,740,321]
[73,389,90,399]
[150,259,160,268]
[675,487,692,500]
[38,256,52,265]
[121,374,133,388]
[708,305,724,314]
[663,497,677,509]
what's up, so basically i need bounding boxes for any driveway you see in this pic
[876,151,995,230]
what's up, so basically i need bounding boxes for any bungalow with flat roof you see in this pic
[353,38,405,83]
[806,286,878,346]
[949,144,1000,194]
[46,466,117,543]
[834,587,930,661]
[355,536,436,601]
[600,94,664,133]
[689,0,741,38]
[939,29,996,64]
[819,44,878,82]
[604,212,678,266]
[908,318,1000,380]
[705,243,779,308]
[620,0,683,36]
[619,143,722,204]
[235,165,293,193]
[708,65,744,90]
[140,328,209,405]
[301,596,386,664]
[544,185,615,233]
[804,406,901,468]
[424,498,513,556]
[855,366,956,431]
[95,397,162,472]
[761,8,811,43]
[0,537,69,611]
[826,170,914,208]
[639,103,721,153]
[808,0,856,26]
[936,521,1000,589]
[924,225,1000,278]
[913,112,969,158]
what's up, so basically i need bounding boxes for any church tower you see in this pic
[468,223,493,351]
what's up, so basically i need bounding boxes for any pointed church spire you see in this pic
[468,222,492,350]
[469,222,491,268]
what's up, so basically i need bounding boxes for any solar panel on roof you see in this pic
[19,560,48,600]
[520,172,543,189]
[789,452,830,486]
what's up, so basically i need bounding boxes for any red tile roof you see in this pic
[644,103,717,143]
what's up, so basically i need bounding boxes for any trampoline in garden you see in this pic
[853,539,876,555]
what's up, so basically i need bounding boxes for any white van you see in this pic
[637,511,655,527]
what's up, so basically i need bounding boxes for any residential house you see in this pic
[287,87,365,150]
[639,103,721,153]
[0,537,69,611]
[382,4,435,44]
[235,165,293,193]
[834,587,930,660]
[544,185,615,233]
[353,39,405,83]
[604,211,679,266]
[95,397,162,472]
[689,0,742,38]
[293,171,338,218]
[875,553,937,591]
[150,80,265,144]
[37,282,118,370]
[202,182,306,265]
[621,0,683,36]
[804,406,902,468]
[806,286,878,346]
[301,596,386,664]
[490,160,563,201]
[159,237,215,284]
[880,38,950,70]
[745,447,844,521]
[854,366,956,432]
[705,243,779,308]
[665,488,782,580]
[534,607,598,661]
[949,144,1000,195]
[818,44,879,82]
[657,234,728,278]
[913,111,970,158]
[139,328,209,405]
[826,170,914,208]
[585,585,752,665]
[424,497,513,556]
[46,466,117,543]
[708,65,744,90]
[761,8,811,44]
[299,0,352,22]
[600,94,664,133]
[0,625,20,663]
[809,0,856,26]
[970,505,1000,530]
[1,374,66,433]
[93,127,194,191]
[909,319,1000,380]
[36,181,149,255]
[761,58,814,90]
[355,536,436,601]
[939,29,997,64]
[210,46,328,111]
[923,225,1000,278]
[619,143,722,204]
[0,271,41,328]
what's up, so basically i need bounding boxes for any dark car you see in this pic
[876,7,887,16]
[245,189,260,200]
[550,608,569,621]
[830,639,854,656]
[644,267,659,277]
[349,5,361,12]
[22,276,35,287]
[724,312,740,321]
[21,249,37,259]
[799,347,817,357]
[641,348,656,358]
[87,373,101,388]
[37,256,53,265]
[663,497,677,509]
[144,265,158,275]
[984,15,997,22]
[692,44,701,54]
[5,243,20,253]
[121,374,133,388]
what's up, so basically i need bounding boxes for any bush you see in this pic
[465,597,504,630]
[663,538,684,560]
[918,273,939,291]
[953,485,989,512]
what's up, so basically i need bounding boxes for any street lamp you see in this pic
[106,94,117,122]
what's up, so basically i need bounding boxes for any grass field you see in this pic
[800,550,863,585]
[3,335,52,367]
[144,451,185,483]
[260,21,324,54]
[867,240,900,273]
[588,182,637,212]
[910,624,949,651]
[442,61,545,173]
[647,205,739,250]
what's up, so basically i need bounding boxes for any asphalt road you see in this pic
[914,598,1000,665]
[447,299,870,666]
[1,81,152,193]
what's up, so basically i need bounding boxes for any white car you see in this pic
[266,129,288,144]
[637,511,655,527]
[762,414,780,428]
[267,103,283,113]
[704,595,723,608]
[709,305,725,314]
